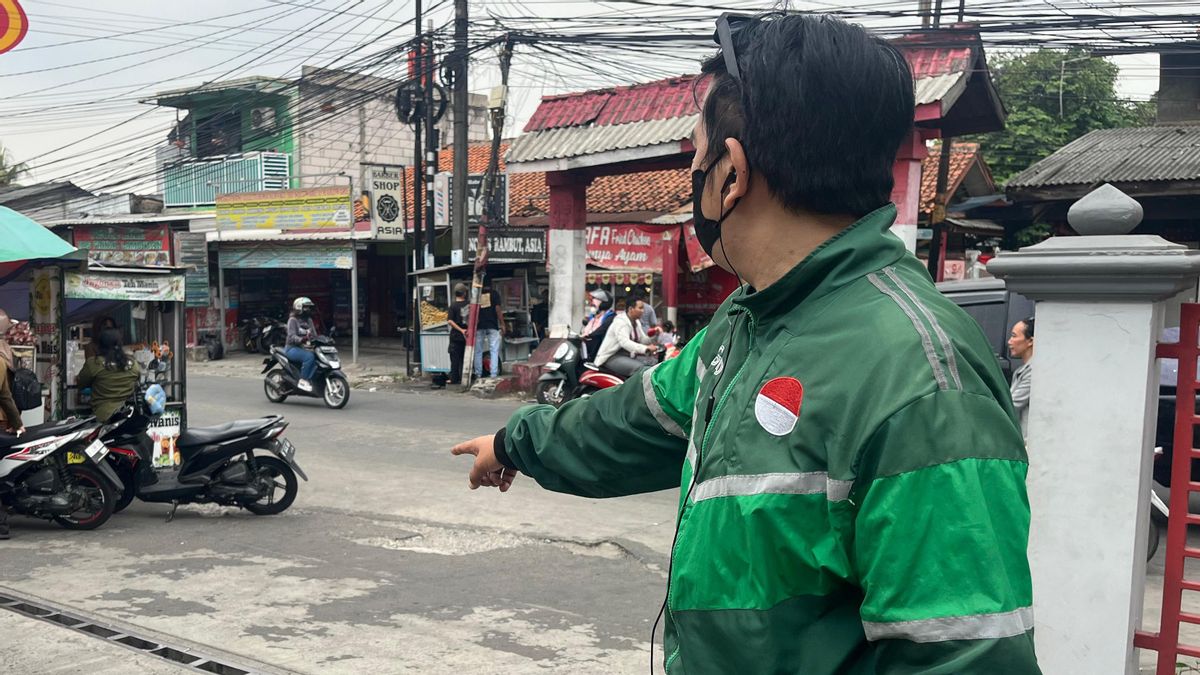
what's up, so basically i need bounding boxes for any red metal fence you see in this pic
[1136,303,1200,672]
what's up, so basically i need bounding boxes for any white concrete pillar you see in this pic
[989,184,1200,675]
[547,228,586,338]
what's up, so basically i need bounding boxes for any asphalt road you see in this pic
[1,374,679,674]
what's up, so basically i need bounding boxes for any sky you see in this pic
[0,0,1170,194]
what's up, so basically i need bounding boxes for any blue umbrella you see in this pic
[0,205,76,263]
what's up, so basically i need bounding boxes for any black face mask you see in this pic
[691,157,740,259]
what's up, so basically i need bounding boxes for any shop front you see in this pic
[411,227,547,376]
[584,223,672,322]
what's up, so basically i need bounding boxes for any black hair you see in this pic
[1020,317,1035,340]
[663,320,675,332]
[698,13,915,217]
[98,328,130,371]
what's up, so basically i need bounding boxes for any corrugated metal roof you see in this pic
[1007,126,1200,189]
[524,76,704,133]
[207,230,358,243]
[914,71,968,107]
[47,213,202,226]
[507,115,697,165]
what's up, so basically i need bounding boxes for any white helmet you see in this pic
[293,297,315,313]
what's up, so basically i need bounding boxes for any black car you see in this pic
[936,278,1035,381]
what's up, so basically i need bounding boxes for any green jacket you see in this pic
[497,205,1039,674]
[77,356,140,424]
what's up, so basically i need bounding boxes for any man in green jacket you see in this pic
[453,12,1039,674]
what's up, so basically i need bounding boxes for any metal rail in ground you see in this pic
[0,587,272,674]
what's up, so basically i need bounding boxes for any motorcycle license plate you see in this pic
[276,437,296,460]
[84,439,109,461]
[67,452,85,464]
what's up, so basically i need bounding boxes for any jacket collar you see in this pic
[732,204,905,320]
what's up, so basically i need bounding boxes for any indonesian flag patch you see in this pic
[754,377,804,436]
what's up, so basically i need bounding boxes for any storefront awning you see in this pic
[218,242,355,270]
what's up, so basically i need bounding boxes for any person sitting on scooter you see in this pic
[580,289,615,359]
[593,297,658,378]
[286,297,319,393]
[77,328,140,424]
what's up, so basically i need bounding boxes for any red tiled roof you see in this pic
[920,141,980,214]
[524,75,706,133]
[893,29,979,78]
[403,141,690,222]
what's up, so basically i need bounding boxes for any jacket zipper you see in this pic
[664,311,756,672]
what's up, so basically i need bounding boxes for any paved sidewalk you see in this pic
[0,609,190,674]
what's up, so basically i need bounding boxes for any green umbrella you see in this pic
[0,205,77,263]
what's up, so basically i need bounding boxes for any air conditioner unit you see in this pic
[250,107,276,131]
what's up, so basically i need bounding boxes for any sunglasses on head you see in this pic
[713,13,754,85]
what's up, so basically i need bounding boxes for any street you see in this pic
[1,373,678,674]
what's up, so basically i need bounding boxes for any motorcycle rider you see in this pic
[580,289,615,359]
[77,328,140,424]
[285,298,319,393]
[594,297,658,377]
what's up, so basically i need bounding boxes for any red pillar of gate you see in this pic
[662,232,679,322]
[547,171,589,231]
[1136,302,1200,671]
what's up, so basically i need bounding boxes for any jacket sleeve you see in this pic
[285,318,303,347]
[76,358,99,387]
[850,390,1041,674]
[0,369,22,429]
[498,328,707,498]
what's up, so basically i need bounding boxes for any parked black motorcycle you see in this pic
[101,403,306,519]
[257,317,286,354]
[261,336,350,409]
[1,417,123,530]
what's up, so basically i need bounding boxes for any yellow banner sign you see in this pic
[215,187,352,231]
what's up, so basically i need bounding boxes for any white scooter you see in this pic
[0,417,123,530]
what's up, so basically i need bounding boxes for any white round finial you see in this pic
[1067,184,1144,236]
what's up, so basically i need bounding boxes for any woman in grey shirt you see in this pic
[285,297,319,392]
[1007,316,1034,436]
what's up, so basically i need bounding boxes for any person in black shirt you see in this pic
[473,283,503,378]
[447,284,469,384]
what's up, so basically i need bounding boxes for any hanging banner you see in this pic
[0,0,29,55]
[586,224,665,270]
[366,165,406,240]
[173,232,210,308]
[467,227,546,263]
[73,225,172,267]
[148,403,183,469]
[682,222,716,272]
[434,173,509,228]
[64,272,185,302]
[219,244,353,270]
[215,187,352,231]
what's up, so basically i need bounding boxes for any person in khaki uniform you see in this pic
[77,329,140,425]
[0,308,25,540]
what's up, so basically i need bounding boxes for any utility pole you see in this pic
[461,37,513,389]
[411,0,424,368]
[452,0,469,255]
[926,139,952,283]
[424,19,438,264]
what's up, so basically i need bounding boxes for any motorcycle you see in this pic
[535,334,628,408]
[241,317,265,353]
[261,335,350,409]
[257,317,286,354]
[0,417,123,530]
[101,402,306,520]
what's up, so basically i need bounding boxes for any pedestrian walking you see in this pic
[452,12,1039,673]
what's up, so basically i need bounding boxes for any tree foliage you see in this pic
[972,48,1156,184]
[0,143,27,188]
